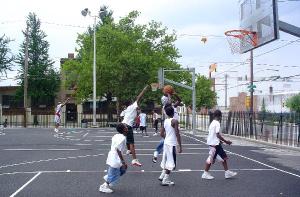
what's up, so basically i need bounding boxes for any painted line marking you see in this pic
[83,132,89,138]
[0,154,105,170]
[1,169,276,176]
[4,149,79,151]
[9,172,41,197]
[181,133,300,178]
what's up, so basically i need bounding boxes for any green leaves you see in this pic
[0,35,14,76]
[286,93,300,113]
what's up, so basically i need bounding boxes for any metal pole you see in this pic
[24,25,29,128]
[225,74,228,109]
[93,16,97,127]
[250,50,254,135]
[192,68,196,134]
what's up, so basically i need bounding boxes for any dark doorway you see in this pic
[66,103,77,122]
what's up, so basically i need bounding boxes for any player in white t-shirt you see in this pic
[99,123,128,193]
[139,111,148,136]
[159,104,182,186]
[202,109,237,180]
[152,110,161,136]
[152,92,181,163]
[54,98,69,133]
[121,85,149,167]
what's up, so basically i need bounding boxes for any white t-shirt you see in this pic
[139,113,147,127]
[164,118,177,146]
[206,120,221,146]
[161,95,170,106]
[122,101,138,127]
[120,110,125,118]
[153,113,161,120]
[55,104,63,116]
[106,133,127,168]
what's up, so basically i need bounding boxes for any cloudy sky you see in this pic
[1,0,300,106]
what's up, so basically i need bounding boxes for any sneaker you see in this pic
[99,183,113,193]
[144,135,149,137]
[201,171,214,180]
[158,170,165,181]
[153,133,158,136]
[161,175,175,186]
[54,128,58,133]
[152,156,157,163]
[126,150,131,155]
[225,170,237,179]
[131,159,142,167]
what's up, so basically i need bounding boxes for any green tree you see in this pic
[0,35,14,76]
[63,10,181,106]
[179,75,216,109]
[16,12,60,108]
[286,93,300,113]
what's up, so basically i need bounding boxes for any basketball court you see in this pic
[0,127,299,196]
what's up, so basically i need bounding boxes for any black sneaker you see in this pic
[152,156,157,163]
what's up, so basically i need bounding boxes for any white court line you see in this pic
[181,133,300,178]
[4,149,79,151]
[9,172,41,197]
[83,132,89,138]
[0,154,104,169]
[1,168,276,176]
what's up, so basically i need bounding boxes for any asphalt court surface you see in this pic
[0,127,299,197]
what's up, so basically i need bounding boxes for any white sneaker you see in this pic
[54,128,58,133]
[126,150,131,155]
[202,171,214,180]
[99,183,113,193]
[161,175,175,186]
[153,133,158,136]
[131,159,142,167]
[158,171,165,181]
[225,170,237,179]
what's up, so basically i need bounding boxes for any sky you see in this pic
[0,0,300,107]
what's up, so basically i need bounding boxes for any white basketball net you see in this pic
[225,30,257,54]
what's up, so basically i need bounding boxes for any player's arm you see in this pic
[61,98,70,107]
[172,93,182,108]
[172,119,182,153]
[117,149,127,169]
[160,127,166,138]
[217,133,232,145]
[136,85,150,104]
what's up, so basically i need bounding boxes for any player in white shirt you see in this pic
[152,92,181,163]
[202,109,237,180]
[99,123,128,193]
[139,111,148,136]
[152,110,161,136]
[159,105,182,186]
[54,98,69,133]
[121,85,149,167]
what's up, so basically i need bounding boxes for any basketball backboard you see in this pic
[239,0,279,53]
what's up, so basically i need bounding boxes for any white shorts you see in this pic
[54,115,61,124]
[160,144,176,171]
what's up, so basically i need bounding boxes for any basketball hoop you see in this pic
[225,30,258,54]
[150,83,159,92]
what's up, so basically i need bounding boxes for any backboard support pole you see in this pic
[279,20,300,38]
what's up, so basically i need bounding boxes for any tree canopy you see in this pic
[63,7,217,110]
[0,35,14,76]
[286,93,300,113]
[16,12,60,107]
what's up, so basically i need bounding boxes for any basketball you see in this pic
[163,85,174,95]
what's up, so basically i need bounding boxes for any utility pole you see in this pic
[249,50,254,135]
[24,25,29,128]
[225,74,228,109]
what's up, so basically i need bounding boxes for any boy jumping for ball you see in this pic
[122,85,149,166]
[202,109,237,180]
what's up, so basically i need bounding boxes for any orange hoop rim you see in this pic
[225,29,258,49]
[225,29,256,38]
